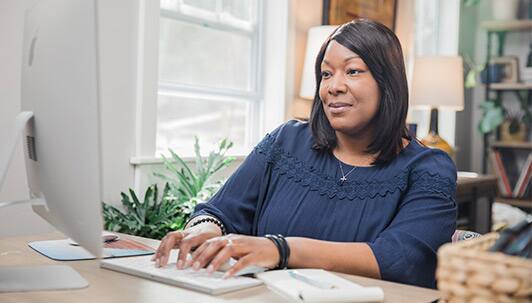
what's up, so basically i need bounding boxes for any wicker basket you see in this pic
[437,232,532,303]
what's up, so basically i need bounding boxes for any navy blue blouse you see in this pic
[193,120,457,288]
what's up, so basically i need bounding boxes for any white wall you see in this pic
[0,0,142,237]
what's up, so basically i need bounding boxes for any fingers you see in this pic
[153,231,184,267]
[177,233,209,269]
[205,244,234,273]
[191,238,232,271]
[223,254,253,279]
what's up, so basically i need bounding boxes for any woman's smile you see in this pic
[328,101,353,114]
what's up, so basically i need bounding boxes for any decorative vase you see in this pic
[492,0,520,21]
[499,119,527,142]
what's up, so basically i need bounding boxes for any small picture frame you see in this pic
[322,0,397,30]
[490,56,520,83]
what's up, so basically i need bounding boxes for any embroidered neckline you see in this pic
[255,134,454,201]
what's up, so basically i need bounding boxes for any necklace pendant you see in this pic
[340,176,347,182]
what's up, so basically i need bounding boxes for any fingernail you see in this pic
[155,259,160,268]
[185,259,192,268]
[222,272,231,279]
[207,265,214,273]
[193,261,200,270]
[177,260,183,269]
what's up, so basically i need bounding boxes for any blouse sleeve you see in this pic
[190,126,282,235]
[366,150,457,288]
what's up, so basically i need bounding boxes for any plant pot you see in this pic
[492,0,519,21]
[499,119,527,142]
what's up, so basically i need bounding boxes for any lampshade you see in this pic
[299,25,337,100]
[410,56,464,111]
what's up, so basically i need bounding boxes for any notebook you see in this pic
[100,249,264,295]
[255,269,384,303]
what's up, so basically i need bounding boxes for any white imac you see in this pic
[0,0,103,292]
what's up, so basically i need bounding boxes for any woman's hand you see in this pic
[152,222,222,268]
[189,234,280,278]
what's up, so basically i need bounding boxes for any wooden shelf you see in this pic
[496,197,532,208]
[491,141,532,149]
[488,82,532,90]
[481,20,532,32]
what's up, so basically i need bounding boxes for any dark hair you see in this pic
[309,19,409,165]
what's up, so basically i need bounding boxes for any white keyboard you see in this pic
[100,250,264,295]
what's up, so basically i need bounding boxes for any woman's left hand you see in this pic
[188,234,280,278]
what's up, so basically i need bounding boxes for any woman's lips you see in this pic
[328,102,352,114]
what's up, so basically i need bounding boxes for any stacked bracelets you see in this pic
[264,234,291,269]
[188,216,226,235]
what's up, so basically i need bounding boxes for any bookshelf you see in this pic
[490,141,532,149]
[489,143,532,209]
[480,20,532,210]
[480,20,532,32]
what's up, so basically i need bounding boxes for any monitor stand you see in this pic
[0,265,88,292]
[0,112,89,293]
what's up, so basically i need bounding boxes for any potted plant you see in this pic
[479,100,530,142]
[499,107,528,142]
[102,137,235,239]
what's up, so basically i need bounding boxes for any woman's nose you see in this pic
[327,74,347,95]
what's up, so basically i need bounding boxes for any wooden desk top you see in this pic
[0,232,440,303]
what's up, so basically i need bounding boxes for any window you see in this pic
[157,0,262,156]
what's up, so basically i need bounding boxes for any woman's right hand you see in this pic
[152,221,222,268]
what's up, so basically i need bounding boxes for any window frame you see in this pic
[156,0,263,157]
[131,0,288,191]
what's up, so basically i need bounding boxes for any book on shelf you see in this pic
[512,154,532,198]
[490,150,532,199]
[490,150,512,196]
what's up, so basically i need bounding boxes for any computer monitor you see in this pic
[0,0,103,292]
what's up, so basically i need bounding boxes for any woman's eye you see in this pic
[321,71,331,78]
[347,69,362,76]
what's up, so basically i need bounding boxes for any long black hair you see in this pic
[309,19,409,165]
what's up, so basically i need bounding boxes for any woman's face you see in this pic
[318,40,380,137]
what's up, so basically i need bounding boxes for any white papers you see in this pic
[299,288,384,303]
[256,269,384,303]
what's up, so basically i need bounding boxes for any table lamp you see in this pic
[411,56,464,156]
[299,25,337,100]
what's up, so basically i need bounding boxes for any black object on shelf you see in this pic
[489,218,532,259]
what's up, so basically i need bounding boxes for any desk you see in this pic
[456,174,497,234]
[0,232,440,303]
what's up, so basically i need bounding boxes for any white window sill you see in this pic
[130,153,249,166]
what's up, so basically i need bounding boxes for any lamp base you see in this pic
[421,133,455,157]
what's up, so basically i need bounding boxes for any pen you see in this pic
[289,270,336,289]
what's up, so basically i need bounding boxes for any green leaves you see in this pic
[159,136,234,207]
[463,0,480,6]
[102,138,234,239]
[463,54,484,89]
[102,184,180,239]
[478,101,505,134]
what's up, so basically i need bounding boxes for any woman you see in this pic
[153,19,457,288]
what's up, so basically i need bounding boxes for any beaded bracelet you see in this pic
[188,216,226,235]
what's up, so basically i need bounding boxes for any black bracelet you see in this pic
[265,234,289,269]
[189,216,226,235]
[277,234,290,269]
